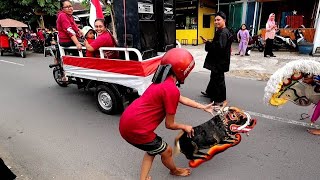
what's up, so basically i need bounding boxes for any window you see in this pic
[176,0,198,30]
[203,15,210,28]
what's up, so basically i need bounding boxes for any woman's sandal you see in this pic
[58,76,69,83]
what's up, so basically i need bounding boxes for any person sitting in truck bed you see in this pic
[84,18,118,59]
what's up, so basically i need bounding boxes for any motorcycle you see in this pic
[273,29,296,51]
[293,28,313,46]
[13,38,27,58]
[247,35,264,53]
[0,35,27,58]
[245,27,264,55]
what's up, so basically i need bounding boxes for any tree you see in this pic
[0,0,60,27]
[81,0,116,39]
[20,0,60,16]
[81,0,111,16]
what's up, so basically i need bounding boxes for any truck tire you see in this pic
[96,85,122,115]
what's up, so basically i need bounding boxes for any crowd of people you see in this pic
[0,27,59,53]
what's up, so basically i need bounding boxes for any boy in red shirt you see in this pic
[81,26,96,57]
[119,48,215,180]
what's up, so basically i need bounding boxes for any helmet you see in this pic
[82,26,95,37]
[160,48,195,84]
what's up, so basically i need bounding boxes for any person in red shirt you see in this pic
[84,19,118,59]
[56,0,82,49]
[37,28,45,41]
[56,0,83,82]
[119,48,215,180]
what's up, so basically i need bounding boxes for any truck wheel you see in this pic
[0,50,3,56]
[53,67,68,87]
[96,85,122,115]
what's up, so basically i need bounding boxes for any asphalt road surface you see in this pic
[0,53,319,180]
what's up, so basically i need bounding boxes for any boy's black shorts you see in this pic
[129,135,168,156]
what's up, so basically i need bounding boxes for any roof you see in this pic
[0,19,28,28]
[72,1,106,12]
[72,2,86,12]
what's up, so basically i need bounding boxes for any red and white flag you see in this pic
[63,56,162,95]
[89,0,104,28]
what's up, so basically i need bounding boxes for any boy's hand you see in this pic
[203,102,215,116]
[184,125,194,138]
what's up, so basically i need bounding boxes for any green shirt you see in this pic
[7,32,19,38]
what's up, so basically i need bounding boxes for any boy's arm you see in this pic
[84,40,94,52]
[180,95,205,109]
[179,95,214,115]
[165,114,194,137]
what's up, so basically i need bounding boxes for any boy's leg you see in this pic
[140,152,155,180]
[128,136,190,178]
[160,146,191,176]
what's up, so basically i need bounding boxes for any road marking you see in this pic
[0,60,24,66]
[246,110,320,129]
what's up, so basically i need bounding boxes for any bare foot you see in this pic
[307,129,320,135]
[170,168,191,177]
[145,176,151,180]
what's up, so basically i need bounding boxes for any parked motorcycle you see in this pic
[293,28,313,46]
[273,29,296,51]
[247,35,264,53]
[245,27,264,55]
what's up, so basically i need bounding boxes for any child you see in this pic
[119,48,215,180]
[236,24,250,56]
[82,26,96,57]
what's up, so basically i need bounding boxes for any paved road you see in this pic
[0,52,319,180]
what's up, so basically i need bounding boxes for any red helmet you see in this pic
[161,48,195,84]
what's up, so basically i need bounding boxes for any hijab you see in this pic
[267,13,275,27]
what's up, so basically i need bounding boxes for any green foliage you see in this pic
[81,0,90,8]
[0,0,60,25]
[81,0,111,16]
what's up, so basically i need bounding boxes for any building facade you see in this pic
[175,0,320,54]
[176,0,215,45]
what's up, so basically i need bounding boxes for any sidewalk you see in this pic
[184,43,319,81]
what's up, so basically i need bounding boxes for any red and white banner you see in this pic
[89,0,104,28]
[63,56,161,95]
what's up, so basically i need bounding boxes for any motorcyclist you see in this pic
[7,28,19,50]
